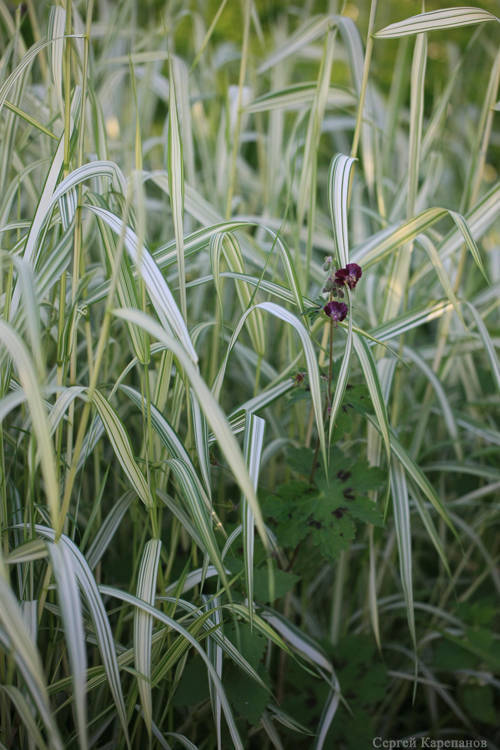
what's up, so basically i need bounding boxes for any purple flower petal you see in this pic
[334,263,362,290]
[323,301,348,322]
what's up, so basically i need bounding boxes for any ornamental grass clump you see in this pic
[0,1,499,748]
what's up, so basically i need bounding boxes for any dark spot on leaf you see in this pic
[337,470,351,482]
[307,519,322,529]
[346,384,353,391]
[343,488,355,501]
[332,507,347,519]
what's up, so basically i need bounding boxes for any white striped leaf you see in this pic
[30,526,130,746]
[190,390,212,499]
[375,8,498,38]
[99,585,244,750]
[0,321,59,529]
[259,608,333,673]
[328,154,356,267]
[0,575,63,750]
[159,597,265,687]
[134,539,162,738]
[210,231,266,356]
[242,413,266,622]
[86,492,135,570]
[92,390,153,508]
[464,301,500,391]
[258,15,329,71]
[53,161,126,228]
[212,302,326,472]
[113,308,267,545]
[167,458,228,586]
[246,83,355,113]
[48,541,88,750]
[389,459,416,650]
[328,294,353,446]
[87,205,197,362]
[371,300,452,342]
[352,331,390,460]
[5,539,47,565]
[0,685,49,750]
[313,686,341,750]
[168,56,187,320]
[94,199,149,364]
[366,416,455,533]
[48,6,65,116]
[204,595,223,750]
[0,36,82,114]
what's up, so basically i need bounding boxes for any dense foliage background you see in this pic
[0,1,499,748]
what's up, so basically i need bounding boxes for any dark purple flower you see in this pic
[323,301,348,322]
[334,263,362,290]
